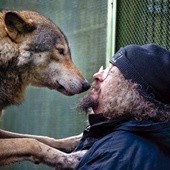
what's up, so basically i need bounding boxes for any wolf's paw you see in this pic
[55,150,87,170]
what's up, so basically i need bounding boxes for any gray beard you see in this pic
[76,94,98,114]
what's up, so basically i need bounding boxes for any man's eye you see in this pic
[58,48,64,55]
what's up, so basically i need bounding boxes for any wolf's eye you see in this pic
[58,48,64,55]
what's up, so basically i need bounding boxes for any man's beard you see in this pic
[76,82,100,114]
[76,93,98,114]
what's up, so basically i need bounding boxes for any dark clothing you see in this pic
[75,114,170,170]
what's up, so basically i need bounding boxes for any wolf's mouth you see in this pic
[58,86,74,96]
[53,82,74,96]
[58,84,65,91]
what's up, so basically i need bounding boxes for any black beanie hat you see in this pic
[110,44,170,105]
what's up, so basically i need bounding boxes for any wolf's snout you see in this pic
[82,80,90,92]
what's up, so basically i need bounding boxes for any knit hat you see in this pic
[110,44,170,105]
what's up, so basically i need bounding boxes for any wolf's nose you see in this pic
[82,80,90,92]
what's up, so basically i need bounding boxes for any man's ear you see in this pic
[4,11,36,41]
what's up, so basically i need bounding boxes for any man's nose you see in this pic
[93,69,104,82]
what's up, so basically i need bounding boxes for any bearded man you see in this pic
[75,44,170,170]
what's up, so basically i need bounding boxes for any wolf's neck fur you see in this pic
[0,65,29,110]
[0,43,30,111]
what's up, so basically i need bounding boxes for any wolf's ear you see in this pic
[4,12,36,41]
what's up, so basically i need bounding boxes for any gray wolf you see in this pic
[0,10,90,169]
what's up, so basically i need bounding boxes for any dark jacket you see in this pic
[75,114,170,170]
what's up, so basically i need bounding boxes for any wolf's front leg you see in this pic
[0,138,86,169]
[0,129,82,152]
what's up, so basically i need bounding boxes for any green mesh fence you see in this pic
[116,0,170,50]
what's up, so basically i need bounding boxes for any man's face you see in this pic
[77,64,123,114]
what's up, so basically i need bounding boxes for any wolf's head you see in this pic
[3,10,90,96]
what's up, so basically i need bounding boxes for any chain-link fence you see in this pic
[116,0,170,50]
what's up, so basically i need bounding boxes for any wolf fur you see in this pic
[0,10,90,169]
